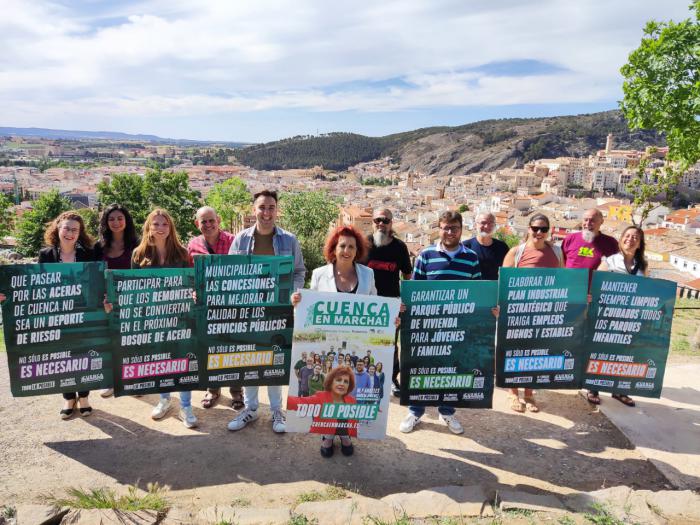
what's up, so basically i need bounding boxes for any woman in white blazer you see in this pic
[291,224,377,458]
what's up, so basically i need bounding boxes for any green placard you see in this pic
[582,272,676,398]
[400,280,497,408]
[194,254,294,387]
[496,268,588,389]
[0,262,111,397]
[106,268,199,396]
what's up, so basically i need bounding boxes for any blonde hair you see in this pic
[132,208,189,267]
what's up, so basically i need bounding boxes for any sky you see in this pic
[0,0,693,143]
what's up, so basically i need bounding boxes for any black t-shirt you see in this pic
[462,237,509,281]
[366,235,413,297]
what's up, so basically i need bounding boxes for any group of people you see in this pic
[294,350,385,399]
[0,186,650,459]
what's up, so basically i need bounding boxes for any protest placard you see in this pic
[496,268,588,389]
[106,268,199,395]
[0,262,111,396]
[582,272,676,398]
[194,254,294,387]
[400,280,497,408]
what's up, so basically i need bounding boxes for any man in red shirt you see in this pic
[561,208,620,406]
[187,206,242,410]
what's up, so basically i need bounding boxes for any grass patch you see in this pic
[584,503,625,525]
[557,516,577,525]
[295,486,347,505]
[2,505,16,518]
[288,514,318,525]
[670,298,700,357]
[364,512,412,525]
[47,483,169,513]
[231,497,251,507]
[0,326,5,352]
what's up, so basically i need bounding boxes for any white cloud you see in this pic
[0,0,693,133]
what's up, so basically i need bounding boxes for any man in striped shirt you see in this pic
[399,210,481,435]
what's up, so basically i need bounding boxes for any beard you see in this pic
[373,230,392,247]
[582,229,596,243]
[477,225,496,239]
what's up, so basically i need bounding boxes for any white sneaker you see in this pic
[227,408,259,431]
[271,409,286,433]
[100,388,114,398]
[179,406,198,429]
[151,398,172,420]
[399,413,421,433]
[439,413,464,434]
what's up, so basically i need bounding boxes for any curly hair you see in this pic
[131,208,190,267]
[323,365,356,393]
[323,225,368,263]
[99,203,139,251]
[44,211,94,249]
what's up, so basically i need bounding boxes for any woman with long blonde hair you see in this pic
[131,209,196,428]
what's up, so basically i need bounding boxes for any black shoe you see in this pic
[60,399,76,420]
[340,440,354,456]
[392,382,401,398]
[79,406,93,417]
[320,441,334,458]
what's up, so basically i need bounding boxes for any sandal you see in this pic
[60,399,77,420]
[201,391,220,409]
[586,392,601,405]
[612,394,635,407]
[524,397,540,413]
[320,437,334,458]
[78,397,92,417]
[509,395,525,413]
[230,390,245,410]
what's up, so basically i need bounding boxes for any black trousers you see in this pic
[63,391,89,400]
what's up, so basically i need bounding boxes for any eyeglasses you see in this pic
[440,225,462,233]
[530,226,549,233]
[373,217,391,224]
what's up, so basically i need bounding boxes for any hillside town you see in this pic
[1,133,700,293]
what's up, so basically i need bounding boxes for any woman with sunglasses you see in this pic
[502,213,563,413]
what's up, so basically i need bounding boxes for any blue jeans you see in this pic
[161,391,191,408]
[244,385,282,411]
[409,405,455,417]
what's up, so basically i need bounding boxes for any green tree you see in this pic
[458,204,469,213]
[0,193,14,238]
[494,229,521,249]
[620,2,700,223]
[97,173,148,224]
[279,191,340,276]
[97,169,202,239]
[143,169,201,238]
[15,190,72,256]
[205,177,251,232]
[76,207,100,239]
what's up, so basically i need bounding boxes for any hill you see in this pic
[0,126,248,147]
[234,110,664,175]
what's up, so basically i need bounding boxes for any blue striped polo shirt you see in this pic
[412,243,482,280]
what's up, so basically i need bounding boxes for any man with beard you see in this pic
[562,208,618,283]
[561,208,618,406]
[365,208,412,396]
[399,210,481,435]
[462,212,509,281]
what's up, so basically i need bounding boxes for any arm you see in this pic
[291,237,306,291]
[227,233,242,255]
[598,258,610,272]
[412,254,427,280]
[400,244,413,280]
[502,247,517,268]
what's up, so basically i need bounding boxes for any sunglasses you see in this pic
[530,226,549,233]
[373,217,391,224]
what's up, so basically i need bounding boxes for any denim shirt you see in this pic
[228,224,306,290]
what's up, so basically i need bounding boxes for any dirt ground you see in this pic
[0,357,673,510]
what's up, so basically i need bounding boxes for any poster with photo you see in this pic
[286,290,400,440]
[0,262,111,397]
[582,272,676,398]
[106,267,199,396]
